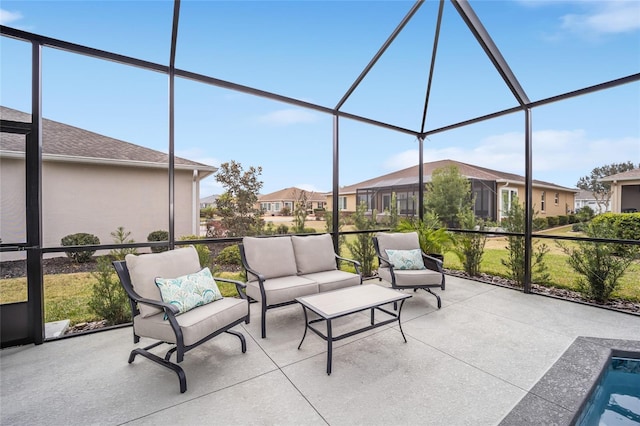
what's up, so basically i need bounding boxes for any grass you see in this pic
[2,224,637,325]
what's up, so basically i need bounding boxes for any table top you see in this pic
[296,284,411,319]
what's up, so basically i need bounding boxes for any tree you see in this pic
[425,165,473,228]
[576,162,636,214]
[291,189,308,233]
[214,161,264,237]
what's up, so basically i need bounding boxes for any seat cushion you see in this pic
[376,232,421,256]
[246,275,318,305]
[301,270,361,292]
[155,267,223,317]
[378,267,443,287]
[242,236,297,279]
[291,234,337,274]
[126,246,202,318]
[133,297,248,347]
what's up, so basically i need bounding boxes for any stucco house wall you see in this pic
[601,169,640,213]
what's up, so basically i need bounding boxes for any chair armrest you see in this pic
[336,254,362,276]
[214,276,248,300]
[242,264,266,285]
[422,253,444,272]
[133,295,180,316]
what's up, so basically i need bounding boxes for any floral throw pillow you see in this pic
[385,249,426,270]
[155,267,223,317]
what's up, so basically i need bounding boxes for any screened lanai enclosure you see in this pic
[1,0,639,347]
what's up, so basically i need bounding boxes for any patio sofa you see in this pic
[240,233,362,338]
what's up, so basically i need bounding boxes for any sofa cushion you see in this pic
[301,270,361,293]
[246,275,318,305]
[126,246,202,318]
[385,249,426,270]
[133,297,248,346]
[376,232,421,257]
[291,234,337,274]
[155,267,223,317]
[242,236,297,279]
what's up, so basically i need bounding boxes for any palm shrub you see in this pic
[346,202,377,277]
[501,198,550,286]
[61,233,100,263]
[558,222,639,303]
[147,230,169,253]
[454,210,487,276]
[110,226,138,260]
[89,256,130,325]
[395,212,454,256]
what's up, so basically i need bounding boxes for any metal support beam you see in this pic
[418,135,425,219]
[168,0,180,248]
[332,115,340,254]
[420,0,444,133]
[27,41,44,345]
[523,108,533,293]
[451,0,529,106]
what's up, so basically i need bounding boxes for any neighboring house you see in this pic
[574,189,611,214]
[600,168,640,213]
[325,159,576,222]
[199,194,219,209]
[257,187,326,216]
[0,106,217,261]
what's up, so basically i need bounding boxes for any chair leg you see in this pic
[226,330,246,353]
[261,303,267,339]
[128,347,187,393]
[424,288,442,309]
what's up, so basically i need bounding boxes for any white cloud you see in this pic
[561,1,640,35]
[0,9,22,25]
[257,108,319,126]
[383,129,639,187]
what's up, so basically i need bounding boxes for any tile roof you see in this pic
[332,159,576,194]
[600,168,640,182]
[258,187,326,202]
[0,106,216,172]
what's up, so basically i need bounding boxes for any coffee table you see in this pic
[296,284,411,375]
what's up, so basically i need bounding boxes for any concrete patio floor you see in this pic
[2,275,640,425]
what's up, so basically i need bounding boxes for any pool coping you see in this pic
[499,336,640,426]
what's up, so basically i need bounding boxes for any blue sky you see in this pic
[1,0,639,197]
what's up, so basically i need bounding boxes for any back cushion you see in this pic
[242,236,297,280]
[125,246,201,318]
[291,234,337,275]
[376,232,420,260]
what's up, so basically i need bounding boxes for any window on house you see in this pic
[500,188,517,220]
[541,191,546,212]
[554,193,559,205]
[317,202,325,209]
[338,196,347,210]
[274,202,281,211]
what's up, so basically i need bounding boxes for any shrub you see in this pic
[216,244,241,265]
[567,214,577,224]
[501,198,550,286]
[275,224,289,234]
[454,210,487,276]
[61,233,100,263]
[533,217,547,231]
[558,222,640,303]
[346,202,377,277]
[572,222,587,232]
[109,226,138,260]
[147,230,169,253]
[179,235,211,268]
[280,206,291,216]
[576,206,595,222]
[557,215,568,226]
[546,216,559,227]
[89,256,130,325]
[591,213,640,257]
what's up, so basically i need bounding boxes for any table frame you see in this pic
[296,286,411,375]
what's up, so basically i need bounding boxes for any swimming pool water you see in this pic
[576,357,640,426]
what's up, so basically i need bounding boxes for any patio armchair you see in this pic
[373,231,445,309]
[112,245,249,393]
